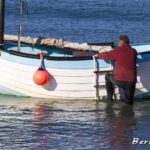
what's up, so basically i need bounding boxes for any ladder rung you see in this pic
[94,85,106,88]
[94,70,112,74]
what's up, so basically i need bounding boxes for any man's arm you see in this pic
[95,49,118,61]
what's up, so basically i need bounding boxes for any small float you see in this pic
[0,0,149,99]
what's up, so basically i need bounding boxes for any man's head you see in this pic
[118,35,130,47]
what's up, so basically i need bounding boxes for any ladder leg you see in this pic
[93,56,100,100]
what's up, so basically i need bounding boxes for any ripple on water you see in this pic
[0,97,150,149]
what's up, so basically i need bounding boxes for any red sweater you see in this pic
[97,45,137,82]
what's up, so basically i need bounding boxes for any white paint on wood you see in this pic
[0,58,149,99]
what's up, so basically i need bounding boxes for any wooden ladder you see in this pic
[93,56,113,100]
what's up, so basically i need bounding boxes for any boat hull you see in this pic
[0,49,149,99]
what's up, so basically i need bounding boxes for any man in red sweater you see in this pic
[96,35,137,104]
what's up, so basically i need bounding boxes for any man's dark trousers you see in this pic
[105,73,136,104]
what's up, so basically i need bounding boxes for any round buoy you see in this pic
[33,69,48,85]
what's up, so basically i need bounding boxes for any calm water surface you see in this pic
[1,0,150,149]
[5,0,150,43]
[0,96,150,150]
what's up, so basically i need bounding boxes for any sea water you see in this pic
[0,96,150,150]
[5,0,150,43]
[1,0,150,149]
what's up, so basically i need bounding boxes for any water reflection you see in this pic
[105,103,136,150]
[32,103,53,149]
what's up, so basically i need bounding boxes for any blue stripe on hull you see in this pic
[0,85,27,97]
[135,92,150,99]
[1,51,150,69]
[0,84,149,99]
[137,53,150,63]
[1,52,112,69]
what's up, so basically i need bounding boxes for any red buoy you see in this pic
[33,69,48,85]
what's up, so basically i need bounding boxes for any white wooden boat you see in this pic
[0,0,149,99]
[0,41,149,99]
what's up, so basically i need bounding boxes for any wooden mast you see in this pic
[17,0,24,52]
[0,0,5,48]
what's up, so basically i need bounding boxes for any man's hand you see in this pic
[37,51,46,56]
[94,53,99,58]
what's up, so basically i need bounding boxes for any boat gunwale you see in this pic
[0,46,150,61]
